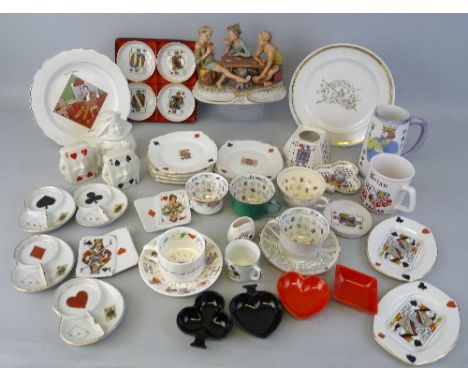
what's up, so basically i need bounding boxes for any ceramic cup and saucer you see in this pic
[19,186,76,233]
[138,227,223,297]
[367,216,437,282]
[73,183,128,227]
[10,234,74,292]
[259,208,340,275]
[52,278,125,345]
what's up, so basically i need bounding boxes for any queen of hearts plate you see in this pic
[289,43,395,146]
[52,278,125,346]
[156,42,196,83]
[116,40,157,82]
[259,219,340,275]
[73,183,128,227]
[138,234,223,297]
[30,49,130,147]
[147,131,217,174]
[367,216,437,282]
[215,140,283,180]
[11,235,74,292]
[373,281,460,366]
[156,83,195,123]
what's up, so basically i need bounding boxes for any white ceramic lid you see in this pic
[116,40,156,82]
[156,42,196,83]
[31,49,130,147]
[128,82,157,121]
[156,83,195,122]
[289,43,395,146]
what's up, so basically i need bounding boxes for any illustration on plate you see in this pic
[168,49,186,75]
[379,232,422,269]
[161,194,186,223]
[80,238,113,275]
[168,90,185,114]
[316,79,360,111]
[131,87,147,114]
[129,47,147,74]
[332,211,363,229]
[54,75,108,129]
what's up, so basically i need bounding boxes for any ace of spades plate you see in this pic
[77,235,117,278]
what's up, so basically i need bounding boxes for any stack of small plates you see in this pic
[146,131,217,185]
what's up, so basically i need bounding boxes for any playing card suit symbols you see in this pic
[70,153,78,160]
[422,228,430,234]
[85,192,103,205]
[229,284,283,338]
[81,149,88,156]
[117,248,126,255]
[447,300,457,308]
[277,272,330,319]
[66,291,88,309]
[36,195,56,210]
[176,291,232,349]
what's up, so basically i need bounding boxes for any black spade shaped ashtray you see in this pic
[229,284,283,338]
[176,291,233,349]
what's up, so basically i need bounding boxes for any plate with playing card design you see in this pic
[10,234,74,292]
[76,227,139,278]
[367,216,437,282]
[373,281,460,366]
[52,278,125,345]
[18,186,76,233]
[73,183,128,227]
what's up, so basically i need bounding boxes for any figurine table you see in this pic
[221,56,263,69]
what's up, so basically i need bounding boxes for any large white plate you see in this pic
[289,43,395,146]
[147,131,217,174]
[156,42,196,83]
[31,49,130,146]
[215,140,284,180]
[367,216,437,282]
[373,281,460,366]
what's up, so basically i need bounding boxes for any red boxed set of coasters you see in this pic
[115,38,197,123]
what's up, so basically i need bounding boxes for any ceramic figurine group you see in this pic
[15,34,459,366]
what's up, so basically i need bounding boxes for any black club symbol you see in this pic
[85,192,103,205]
[418,282,427,290]
[396,217,404,223]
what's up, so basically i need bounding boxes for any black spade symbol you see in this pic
[36,195,56,210]
[208,158,214,163]
[229,284,283,338]
[418,282,427,290]
[396,217,404,223]
[129,179,135,184]
[414,340,422,347]
[126,155,131,162]
[176,291,232,349]
[402,262,409,268]
[410,300,417,306]
[402,274,411,281]
[154,141,159,146]
[118,183,124,189]
[114,159,121,167]
[391,231,398,237]
[406,354,416,363]
[85,192,103,205]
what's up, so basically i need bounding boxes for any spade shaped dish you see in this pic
[177,291,232,348]
[277,272,330,319]
[315,161,361,194]
[229,284,283,338]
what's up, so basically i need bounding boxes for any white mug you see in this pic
[225,239,262,282]
[361,153,416,215]
[227,217,256,242]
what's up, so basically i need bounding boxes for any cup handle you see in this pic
[314,196,329,209]
[401,117,428,157]
[265,200,282,215]
[250,265,262,281]
[394,185,416,213]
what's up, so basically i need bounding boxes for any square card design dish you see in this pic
[379,231,422,270]
[77,235,117,277]
[388,298,444,349]
[331,210,364,230]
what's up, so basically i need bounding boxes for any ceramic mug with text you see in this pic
[361,153,416,215]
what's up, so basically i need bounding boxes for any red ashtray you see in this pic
[333,264,378,314]
[277,272,330,319]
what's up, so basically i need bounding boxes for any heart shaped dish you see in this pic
[229,284,283,338]
[315,161,361,194]
[277,272,330,319]
[177,291,232,349]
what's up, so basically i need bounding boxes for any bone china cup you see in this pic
[185,173,229,215]
[229,174,282,219]
[276,167,329,208]
[278,207,330,260]
[157,227,206,282]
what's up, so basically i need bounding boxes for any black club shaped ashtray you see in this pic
[229,284,283,338]
[176,291,232,349]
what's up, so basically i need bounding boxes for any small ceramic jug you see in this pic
[227,217,256,242]
[358,104,428,176]
[282,126,330,168]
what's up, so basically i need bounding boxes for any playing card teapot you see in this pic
[282,126,330,169]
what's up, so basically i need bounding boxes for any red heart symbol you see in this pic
[76,176,83,182]
[277,272,330,319]
[66,291,88,308]
[70,153,78,160]
[81,149,88,156]
[447,300,457,308]
[268,148,274,153]
[378,332,386,339]
[117,247,126,255]
[86,171,93,178]
[148,209,156,217]
[422,228,430,234]
[194,133,200,138]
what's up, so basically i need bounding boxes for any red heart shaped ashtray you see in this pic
[277,272,330,319]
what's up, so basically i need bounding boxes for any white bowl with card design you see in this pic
[11,235,74,292]
[52,278,125,346]
[367,216,437,282]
